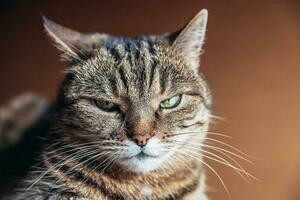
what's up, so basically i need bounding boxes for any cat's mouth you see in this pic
[124,149,160,160]
[135,151,158,160]
[119,139,172,172]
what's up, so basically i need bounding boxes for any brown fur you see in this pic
[46,154,202,200]
[10,9,211,200]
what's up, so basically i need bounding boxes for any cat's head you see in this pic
[45,9,211,173]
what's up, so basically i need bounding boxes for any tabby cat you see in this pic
[11,9,212,200]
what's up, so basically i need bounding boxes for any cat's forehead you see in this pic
[89,36,193,76]
[68,37,203,101]
[106,36,157,58]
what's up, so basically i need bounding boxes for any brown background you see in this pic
[0,0,300,199]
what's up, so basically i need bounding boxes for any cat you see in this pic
[7,9,213,200]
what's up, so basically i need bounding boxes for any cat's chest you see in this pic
[142,187,153,200]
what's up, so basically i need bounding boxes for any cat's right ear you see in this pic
[43,16,107,62]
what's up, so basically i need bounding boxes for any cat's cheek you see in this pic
[114,131,128,142]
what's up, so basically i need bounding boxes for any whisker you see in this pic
[210,114,226,122]
[202,144,252,163]
[178,151,231,197]
[61,151,113,182]
[173,132,252,158]
[182,147,254,181]
[26,147,94,191]
[202,145,255,181]
[172,141,254,181]
[204,138,252,158]
[100,152,120,173]
[172,139,251,163]
[207,131,232,138]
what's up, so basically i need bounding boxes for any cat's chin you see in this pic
[118,138,172,173]
[120,154,167,173]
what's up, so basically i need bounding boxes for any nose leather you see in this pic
[131,133,152,147]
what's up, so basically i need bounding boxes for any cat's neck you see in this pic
[43,145,203,199]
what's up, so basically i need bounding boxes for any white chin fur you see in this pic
[121,155,166,173]
[119,138,172,173]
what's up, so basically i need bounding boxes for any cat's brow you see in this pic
[80,94,120,103]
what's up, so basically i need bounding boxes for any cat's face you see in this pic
[46,10,211,173]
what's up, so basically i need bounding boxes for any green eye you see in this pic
[160,95,182,109]
[94,100,119,112]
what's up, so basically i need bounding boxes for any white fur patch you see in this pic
[142,187,152,200]
[119,138,172,172]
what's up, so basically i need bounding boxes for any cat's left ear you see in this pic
[169,9,208,71]
[43,16,107,62]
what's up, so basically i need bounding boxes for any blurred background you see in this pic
[0,0,300,199]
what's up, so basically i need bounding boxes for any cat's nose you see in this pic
[131,132,153,147]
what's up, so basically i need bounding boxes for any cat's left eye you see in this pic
[160,95,182,109]
[94,99,119,112]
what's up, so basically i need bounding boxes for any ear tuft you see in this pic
[43,16,108,62]
[43,16,81,60]
[172,9,208,71]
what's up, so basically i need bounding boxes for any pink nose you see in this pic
[131,133,152,147]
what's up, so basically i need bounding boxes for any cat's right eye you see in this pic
[94,99,119,112]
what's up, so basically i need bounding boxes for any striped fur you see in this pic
[12,9,211,200]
